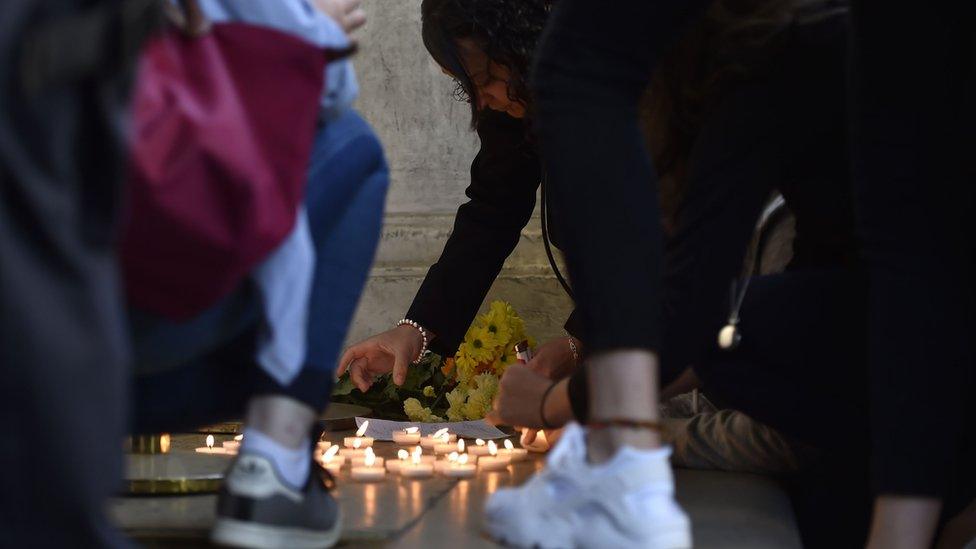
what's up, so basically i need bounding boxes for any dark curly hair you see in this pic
[421,0,552,129]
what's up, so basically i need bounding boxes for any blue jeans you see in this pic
[130,110,388,433]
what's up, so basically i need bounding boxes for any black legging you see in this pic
[531,0,711,355]
[849,1,976,511]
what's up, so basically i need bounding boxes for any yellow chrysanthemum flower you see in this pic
[403,398,430,422]
[461,325,498,363]
[454,353,477,386]
[473,373,499,402]
[462,388,491,420]
[423,385,435,398]
[445,386,467,422]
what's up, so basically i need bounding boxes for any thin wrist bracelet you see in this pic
[567,337,580,363]
[539,380,559,430]
[397,318,430,364]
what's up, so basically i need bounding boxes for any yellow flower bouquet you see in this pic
[332,301,534,422]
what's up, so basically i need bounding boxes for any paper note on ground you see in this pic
[355,417,508,441]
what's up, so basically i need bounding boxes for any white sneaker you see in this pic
[484,422,691,549]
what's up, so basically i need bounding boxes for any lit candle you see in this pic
[195,435,231,455]
[339,437,367,460]
[435,438,465,455]
[344,421,374,448]
[320,444,343,475]
[386,449,411,472]
[478,441,510,472]
[420,428,456,449]
[441,453,476,478]
[501,439,528,462]
[350,448,385,482]
[222,433,243,452]
[467,438,492,456]
[399,451,434,479]
[350,447,385,468]
[392,426,422,446]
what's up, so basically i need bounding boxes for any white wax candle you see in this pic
[392,427,421,445]
[441,454,477,478]
[420,434,456,449]
[399,461,434,479]
[502,439,529,462]
[322,460,343,476]
[343,436,374,448]
[195,435,232,455]
[316,440,332,452]
[350,450,385,482]
[339,448,366,460]
[478,456,510,472]
[468,444,492,456]
[386,449,411,473]
[350,465,385,481]
[350,448,384,468]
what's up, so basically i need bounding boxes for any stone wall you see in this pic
[345,0,573,348]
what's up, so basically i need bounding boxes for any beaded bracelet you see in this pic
[397,318,430,364]
[567,337,580,363]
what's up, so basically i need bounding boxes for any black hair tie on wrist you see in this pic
[540,380,559,430]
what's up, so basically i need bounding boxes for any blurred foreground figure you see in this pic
[849,2,976,548]
[0,1,159,546]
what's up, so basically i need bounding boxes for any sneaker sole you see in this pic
[211,511,342,549]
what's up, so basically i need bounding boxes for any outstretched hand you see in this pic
[337,326,423,392]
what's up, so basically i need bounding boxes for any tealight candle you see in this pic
[399,453,434,479]
[386,449,411,473]
[350,447,385,468]
[222,434,243,452]
[435,438,465,455]
[344,421,374,448]
[478,441,510,472]
[319,445,343,475]
[350,450,385,482]
[441,453,476,478]
[195,435,231,455]
[339,437,367,460]
[392,426,422,446]
[420,428,456,449]
[467,438,492,456]
[501,439,528,462]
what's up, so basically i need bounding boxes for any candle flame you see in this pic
[206,434,214,449]
[458,454,469,465]
[432,427,449,438]
[412,454,421,465]
[505,439,514,451]
[366,447,375,459]
[412,446,422,459]
[397,449,409,461]
[323,445,340,462]
[353,438,362,449]
[365,451,375,467]
[356,420,369,437]
[475,438,485,446]
[457,439,465,452]
[448,451,458,463]
[235,434,244,441]
[488,440,498,456]
[405,426,419,434]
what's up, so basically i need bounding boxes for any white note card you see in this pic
[354,417,508,441]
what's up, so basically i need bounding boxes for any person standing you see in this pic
[0,1,160,546]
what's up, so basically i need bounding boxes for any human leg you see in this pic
[848,2,976,546]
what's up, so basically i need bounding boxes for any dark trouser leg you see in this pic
[696,269,872,545]
[132,110,389,430]
[0,2,132,546]
[849,1,976,511]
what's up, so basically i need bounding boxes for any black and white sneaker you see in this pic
[211,453,342,548]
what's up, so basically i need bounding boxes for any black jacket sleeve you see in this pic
[406,112,541,356]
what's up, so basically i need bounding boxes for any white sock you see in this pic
[240,428,311,489]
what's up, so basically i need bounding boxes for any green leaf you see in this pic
[332,375,356,396]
